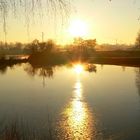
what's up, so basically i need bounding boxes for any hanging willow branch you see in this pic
[0,0,70,42]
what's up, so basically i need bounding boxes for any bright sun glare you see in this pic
[68,20,88,37]
[74,64,84,74]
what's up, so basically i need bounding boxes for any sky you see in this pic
[1,0,140,44]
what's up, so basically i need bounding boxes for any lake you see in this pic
[0,63,140,140]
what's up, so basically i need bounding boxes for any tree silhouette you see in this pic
[135,31,140,48]
[0,0,69,42]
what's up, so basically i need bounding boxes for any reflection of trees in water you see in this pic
[24,63,54,87]
[0,59,24,75]
[122,66,126,72]
[24,64,54,78]
[24,64,38,77]
[0,63,17,75]
[0,65,7,74]
[39,67,54,78]
[135,68,140,96]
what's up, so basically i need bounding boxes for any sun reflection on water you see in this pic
[57,70,96,139]
[70,81,85,124]
[73,64,84,74]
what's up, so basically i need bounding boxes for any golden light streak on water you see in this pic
[57,76,96,139]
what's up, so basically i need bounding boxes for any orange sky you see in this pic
[1,0,140,44]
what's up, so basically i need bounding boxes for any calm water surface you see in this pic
[0,63,140,140]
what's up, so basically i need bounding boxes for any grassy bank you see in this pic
[90,57,140,67]
[1,50,140,67]
[89,50,140,67]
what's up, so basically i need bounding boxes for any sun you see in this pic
[68,19,88,37]
[73,64,84,74]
